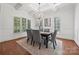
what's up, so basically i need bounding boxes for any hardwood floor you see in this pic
[0,38,31,55]
[0,37,79,55]
[62,39,79,55]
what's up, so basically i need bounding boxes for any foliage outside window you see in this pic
[14,17,26,33]
[14,17,20,33]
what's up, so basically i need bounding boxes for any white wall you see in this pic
[55,4,75,40]
[0,4,3,40]
[0,3,76,42]
[0,3,34,42]
[74,4,79,46]
[42,4,75,40]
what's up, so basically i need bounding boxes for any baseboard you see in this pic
[0,36,26,43]
[57,37,73,40]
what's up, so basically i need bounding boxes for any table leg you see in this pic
[46,36,48,48]
[44,39,46,45]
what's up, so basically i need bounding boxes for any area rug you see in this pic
[16,38,63,55]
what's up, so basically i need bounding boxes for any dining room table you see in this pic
[40,32,51,48]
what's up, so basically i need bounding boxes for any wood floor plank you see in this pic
[0,43,2,54]
[0,39,30,55]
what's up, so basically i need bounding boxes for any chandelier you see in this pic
[38,3,43,31]
[38,3,41,20]
[38,3,42,30]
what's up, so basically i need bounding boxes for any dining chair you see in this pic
[26,29,33,45]
[44,29,50,32]
[43,29,51,41]
[48,30,57,49]
[32,30,44,49]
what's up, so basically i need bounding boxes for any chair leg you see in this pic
[31,39,33,45]
[55,40,57,45]
[53,41,55,49]
[27,38,29,43]
[33,41,35,46]
[44,39,46,45]
[39,43,41,49]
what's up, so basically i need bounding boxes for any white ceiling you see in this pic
[28,3,62,12]
[9,3,62,12]
[8,3,75,18]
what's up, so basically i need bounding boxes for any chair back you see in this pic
[26,29,32,40]
[44,29,50,32]
[32,30,41,42]
[51,30,57,41]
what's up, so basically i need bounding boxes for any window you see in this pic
[54,17,60,31]
[14,17,20,33]
[22,18,26,32]
[14,17,26,33]
[44,18,51,27]
[27,20,31,29]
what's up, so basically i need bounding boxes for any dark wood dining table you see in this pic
[40,32,51,48]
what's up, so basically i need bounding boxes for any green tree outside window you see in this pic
[14,17,20,33]
[14,17,27,33]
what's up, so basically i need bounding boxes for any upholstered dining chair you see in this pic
[43,29,51,40]
[26,29,33,45]
[32,30,44,49]
[48,30,57,49]
[44,29,50,32]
